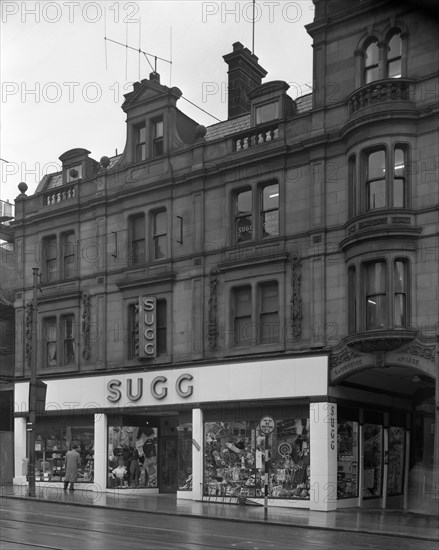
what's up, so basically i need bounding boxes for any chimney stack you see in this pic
[223,42,267,119]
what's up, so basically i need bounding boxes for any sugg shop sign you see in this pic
[139,296,156,358]
[107,374,194,403]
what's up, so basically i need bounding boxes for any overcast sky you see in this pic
[1,0,314,203]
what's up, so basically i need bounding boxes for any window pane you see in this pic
[234,318,252,346]
[368,151,386,180]
[46,318,57,367]
[137,126,146,142]
[394,148,405,176]
[393,260,406,292]
[392,179,404,207]
[156,300,167,354]
[154,235,167,259]
[387,59,401,79]
[256,102,279,124]
[132,216,144,239]
[235,190,253,243]
[367,295,387,328]
[260,312,279,344]
[234,286,252,346]
[388,34,402,58]
[348,267,356,333]
[262,184,279,210]
[363,424,383,497]
[365,42,379,66]
[235,287,251,316]
[63,316,75,365]
[237,190,252,213]
[154,120,163,138]
[261,283,277,311]
[368,180,386,209]
[394,294,406,327]
[366,262,386,293]
[154,211,167,235]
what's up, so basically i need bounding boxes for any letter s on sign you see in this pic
[107,380,122,403]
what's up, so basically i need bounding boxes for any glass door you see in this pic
[159,437,178,493]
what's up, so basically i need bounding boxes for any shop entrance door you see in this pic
[159,436,178,493]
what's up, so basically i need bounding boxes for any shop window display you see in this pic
[204,418,310,500]
[387,426,405,496]
[108,426,158,488]
[177,422,193,490]
[34,424,94,483]
[363,423,383,497]
[337,420,359,499]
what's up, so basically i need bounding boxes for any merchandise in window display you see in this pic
[337,420,359,499]
[33,425,94,483]
[363,423,383,497]
[204,418,310,500]
[177,423,193,490]
[108,426,158,488]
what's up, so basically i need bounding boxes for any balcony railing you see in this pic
[234,123,279,152]
[43,184,75,206]
[348,78,413,116]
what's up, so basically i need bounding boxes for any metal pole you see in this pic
[264,433,268,520]
[27,267,39,497]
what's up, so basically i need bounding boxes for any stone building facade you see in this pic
[12,0,438,513]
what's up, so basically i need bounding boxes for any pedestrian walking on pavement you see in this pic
[64,445,81,491]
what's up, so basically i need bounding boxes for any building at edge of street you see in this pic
[9,0,439,514]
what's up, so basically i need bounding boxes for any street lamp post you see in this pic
[27,267,39,497]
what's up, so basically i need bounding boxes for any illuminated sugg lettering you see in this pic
[151,376,167,400]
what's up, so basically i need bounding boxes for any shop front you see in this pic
[15,356,344,510]
[14,350,437,513]
[330,338,438,515]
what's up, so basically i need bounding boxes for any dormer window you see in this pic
[135,124,146,162]
[152,118,164,157]
[66,164,82,183]
[255,101,279,125]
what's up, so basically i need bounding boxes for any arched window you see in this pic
[364,41,379,84]
[387,32,402,78]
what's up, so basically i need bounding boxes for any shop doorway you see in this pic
[159,436,178,493]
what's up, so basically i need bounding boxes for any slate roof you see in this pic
[204,93,313,142]
[205,115,251,142]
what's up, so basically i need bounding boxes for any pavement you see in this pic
[1,484,438,542]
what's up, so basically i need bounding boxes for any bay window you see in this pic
[364,145,407,211]
[356,259,409,331]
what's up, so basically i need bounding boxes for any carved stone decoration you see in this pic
[133,301,139,358]
[81,292,91,360]
[329,349,361,368]
[208,269,219,349]
[405,342,436,362]
[25,302,33,366]
[290,255,302,338]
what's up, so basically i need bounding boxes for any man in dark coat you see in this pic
[64,445,81,491]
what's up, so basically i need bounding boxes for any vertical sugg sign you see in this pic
[139,297,156,358]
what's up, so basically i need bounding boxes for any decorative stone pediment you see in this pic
[330,337,437,384]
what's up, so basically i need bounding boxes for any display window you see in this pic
[33,421,94,483]
[177,422,192,490]
[108,425,158,489]
[204,417,310,500]
[387,426,405,496]
[363,423,383,497]
[337,420,359,499]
